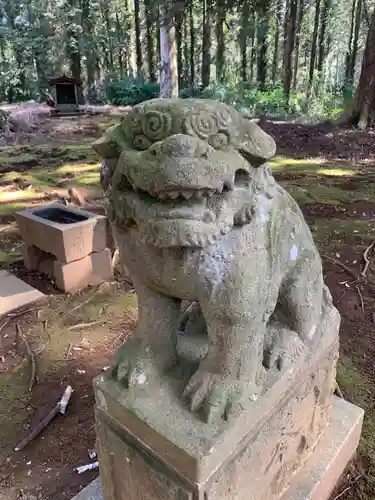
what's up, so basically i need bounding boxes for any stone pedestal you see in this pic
[93,329,362,500]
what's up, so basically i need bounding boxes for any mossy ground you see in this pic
[1,114,375,498]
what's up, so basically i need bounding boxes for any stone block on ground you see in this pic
[0,270,44,316]
[54,249,112,293]
[16,204,108,264]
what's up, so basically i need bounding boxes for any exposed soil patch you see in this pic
[303,201,375,221]
[262,120,375,162]
[0,281,137,500]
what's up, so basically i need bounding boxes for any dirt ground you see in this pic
[1,108,375,499]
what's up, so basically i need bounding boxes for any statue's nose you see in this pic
[156,134,211,158]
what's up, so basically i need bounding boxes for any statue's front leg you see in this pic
[183,310,266,423]
[114,283,181,389]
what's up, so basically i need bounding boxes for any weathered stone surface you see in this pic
[91,99,355,500]
[73,397,363,500]
[93,98,340,422]
[16,204,107,264]
[53,248,112,292]
[71,479,103,500]
[95,328,338,492]
[0,270,44,316]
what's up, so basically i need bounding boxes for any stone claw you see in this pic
[183,365,255,423]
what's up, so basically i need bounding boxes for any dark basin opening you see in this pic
[36,207,88,224]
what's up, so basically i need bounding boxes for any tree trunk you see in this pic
[346,7,375,128]
[66,0,84,103]
[216,0,225,83]
[272,0,283,84]
[307,0,322,97]
[257,0,270,90]
[145,0,157,82]
[317,0,331,72]
[189,2,195,86]
[250,10,256,82]
[102,4,114,74]
[176,11,184,89]
[159,1,179,98]
[350,0,363,81]
[183,15,190,86]
[345,0,357,86]
[283,0,298,102]
[240,0,250,82]
[115,12,125,79]
[292,0,305,90]
[134,0,143,77]
[202,0,213,88]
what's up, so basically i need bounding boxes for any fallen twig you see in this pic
[323,255,358,281]
[7,309,34,319]
[0,318,9,335]
[361,240,375,278]
[16,323,36,392]
[68,320,105,331]
[14,385,73,452]
[67,282,107,316]
[333,474,362,500]
[65,342,73,359]
[75,461,99,474]
[113,330,131,347]
[334,381,344,399]
[356,285,365,312]
[336,291,346,305]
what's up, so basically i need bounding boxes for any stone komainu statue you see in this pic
[93,99,338,423]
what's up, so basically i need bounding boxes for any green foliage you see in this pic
[104,78,203,106]
[0,68,33,103]
[105,77,160,106]
[202,83,349,121]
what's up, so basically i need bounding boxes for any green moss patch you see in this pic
[337,357,375,494]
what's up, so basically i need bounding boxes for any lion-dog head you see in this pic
[93,99,277,248]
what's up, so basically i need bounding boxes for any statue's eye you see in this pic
[133,134,152,151]
[208,131,230,149]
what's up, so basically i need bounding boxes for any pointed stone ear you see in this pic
[237,119,276,167]
[92,124,128,159]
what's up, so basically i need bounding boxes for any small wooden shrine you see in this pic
[48,74,83,115]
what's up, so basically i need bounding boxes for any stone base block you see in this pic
[54,248,112,292]
[72,398,363,500]
[93,327,359,500]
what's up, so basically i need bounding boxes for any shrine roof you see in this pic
[48,74,82,86]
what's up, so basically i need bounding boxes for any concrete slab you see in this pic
[281,397,364,500]
[71,397,363,500]
[72,479,102,500]
[0,270,45,316]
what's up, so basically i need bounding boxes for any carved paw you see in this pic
[112,338,173,389]
[264,328,305,371]
[182,362,258,423]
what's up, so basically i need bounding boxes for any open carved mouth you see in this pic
[116,170,250,204]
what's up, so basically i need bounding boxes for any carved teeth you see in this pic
[167,191,179,200]
[152,189,218,201]
[181,191,194,200]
